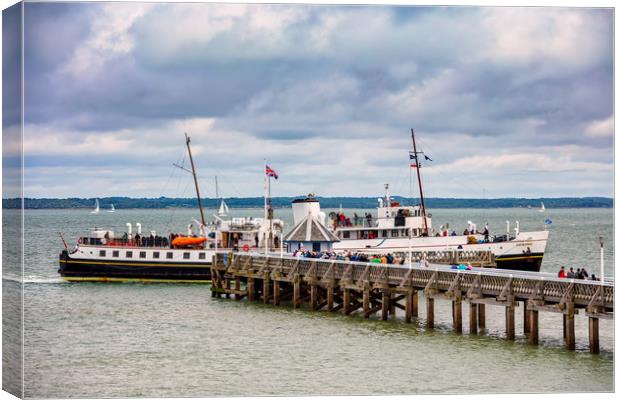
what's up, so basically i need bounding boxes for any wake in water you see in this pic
[4,275,65,284]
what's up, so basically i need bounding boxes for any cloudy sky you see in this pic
[10,3,615,198]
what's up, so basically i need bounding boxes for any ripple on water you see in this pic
[11,208,614,397]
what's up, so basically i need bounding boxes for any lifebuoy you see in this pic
[242,244,250,252]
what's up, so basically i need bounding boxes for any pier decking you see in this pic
[210,253,613,353]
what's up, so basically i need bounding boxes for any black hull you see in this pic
[495,253,543,272]
[59,251,211,283]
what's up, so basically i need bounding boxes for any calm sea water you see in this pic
[4,207,614,397]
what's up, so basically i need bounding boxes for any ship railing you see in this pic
[333,219,375,228]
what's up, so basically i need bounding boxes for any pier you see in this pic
[210,253,613,353]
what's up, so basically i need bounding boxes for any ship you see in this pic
[58,134,284,283]
[326,130,549,272]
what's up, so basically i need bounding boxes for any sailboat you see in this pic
[215,176,229,216]
[538,202,545,213]
[218,199,229,216]
[108,204,115,213]
[91,199,100,214]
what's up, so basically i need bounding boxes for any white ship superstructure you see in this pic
[328,186,548,271]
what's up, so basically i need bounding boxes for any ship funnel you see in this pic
[292,195,321,225]
[126,223,132,236]
[136,223,142,235]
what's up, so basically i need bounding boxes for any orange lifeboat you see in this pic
[172,236,207,247]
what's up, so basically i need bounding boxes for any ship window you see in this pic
[112,250,119,257]
[126,251,133,258]
[391,229,399,237]
[139,251,146,258]
[382,230,387,238]
[343,231,350,239]
[166,252,173,259]
[99,250,106,257]
[153,252,160,259]
[183,252,190,259]
[199,253,206,260]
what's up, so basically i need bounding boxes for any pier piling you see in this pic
[247,277,255,301]
[565,302,575,350]
[273,280,280,305]
[469,302,477,334]
[426,298,435,328]
[527,302,539,345]
[381,291,389,320]
[327,285,334,311]
[506,303,515,340]
[453,298,462,333]
[343,289,351,315]
[478,304,485,330]
[293,276,301,309]
[589,316,600,354]
[263,275,270,304]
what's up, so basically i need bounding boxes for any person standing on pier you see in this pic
[581,268,589,279]
[558,266,566,278]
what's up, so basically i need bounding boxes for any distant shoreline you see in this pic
[2,196,613,210]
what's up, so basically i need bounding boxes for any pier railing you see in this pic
[211,252,613,353]
[217,253,611,307]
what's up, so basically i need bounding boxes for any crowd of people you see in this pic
[332,212,374,228]
[291,248,406,264]
[557,266,599,280]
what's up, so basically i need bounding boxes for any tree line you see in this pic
[2,196,612,209]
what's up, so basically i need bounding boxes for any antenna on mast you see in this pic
[411,128,429,236]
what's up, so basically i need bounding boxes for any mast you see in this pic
[185,132,206,227]
[264,159,268,220]
[268,166,273,250]
[411,128,429,236]
[215,175,219,199]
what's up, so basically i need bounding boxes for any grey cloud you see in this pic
[18,4,614,198]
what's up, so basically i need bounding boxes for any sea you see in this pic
[2,207,615,397]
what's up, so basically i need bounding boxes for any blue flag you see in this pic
[544,219,552,225]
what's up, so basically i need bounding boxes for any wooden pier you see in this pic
[210,253,613,353]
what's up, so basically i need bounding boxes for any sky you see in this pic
[5,3,615,199]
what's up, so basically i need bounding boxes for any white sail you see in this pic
[218,199,229,216]
[538,202,545,212]
[91,199,100,214]
[108,204,115,213]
